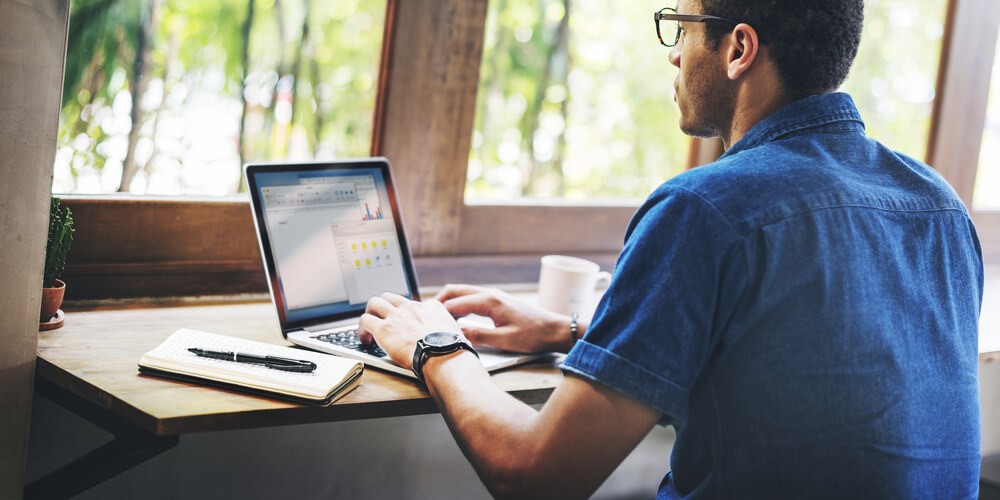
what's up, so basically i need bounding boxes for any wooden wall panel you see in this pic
[58,197,620,299]
[458,204,633,255]
[60,197,267,300]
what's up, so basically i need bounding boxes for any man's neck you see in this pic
[722,95,795,150]
[720,59,795,150]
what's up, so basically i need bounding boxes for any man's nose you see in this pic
[669,45,681,67]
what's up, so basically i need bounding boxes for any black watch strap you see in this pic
[411,332,478,384]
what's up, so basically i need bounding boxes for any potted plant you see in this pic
[40,196,74,329]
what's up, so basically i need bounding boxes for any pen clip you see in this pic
[264,356,317,372]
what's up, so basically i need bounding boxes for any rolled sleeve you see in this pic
[561,340,692,424]
[559,184,745,428]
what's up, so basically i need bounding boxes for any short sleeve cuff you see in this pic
[561,340,691,425]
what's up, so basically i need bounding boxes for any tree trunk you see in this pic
[141,25,179,190]
[524,0,571,195]
[551,0,572,196]
[262,0,288,158]
[477,0,510,182]
[310,55,323,156]
[119,0,161,192]
[288,0,312,131]
[237,0,256,192]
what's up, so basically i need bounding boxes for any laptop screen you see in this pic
[245,159,419,331]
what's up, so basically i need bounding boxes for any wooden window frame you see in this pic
[62,0,996,300]
[927,0,1000,262]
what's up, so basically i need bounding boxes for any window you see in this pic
[467,0,690,201]
[841,0,947,160]
[927,0,1000,254]
[56,0,1000,300]
[55,0,386,196]
[975,27,1000,210]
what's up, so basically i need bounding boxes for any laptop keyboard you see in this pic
[313,329,388,358]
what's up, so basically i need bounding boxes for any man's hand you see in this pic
[435,284,582,354]
[359,292,462,369]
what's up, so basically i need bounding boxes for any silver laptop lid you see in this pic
[244,158,421,337]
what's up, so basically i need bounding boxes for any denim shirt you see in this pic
[562,93,984,499]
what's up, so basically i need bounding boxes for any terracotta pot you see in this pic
[40,279,66,322]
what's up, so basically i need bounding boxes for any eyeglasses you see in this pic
[654,7,738,47]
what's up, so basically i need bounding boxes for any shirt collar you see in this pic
[719,92,866,159]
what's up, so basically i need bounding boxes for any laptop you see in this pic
[245,158,549,379]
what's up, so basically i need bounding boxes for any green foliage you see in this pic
[468,0,692,201]
[469,0,949,201]
[53,0,949,200]
[56,0,384,195]
[44,197,75,288]
[61,0,142,109]
[58,0,148,190]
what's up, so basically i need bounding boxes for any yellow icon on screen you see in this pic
[381,240,387,247]
[365,258,372,266]
[361,242,367,249]
[371,241,377,248]
[351,243,357,251]
[354,260,361,267]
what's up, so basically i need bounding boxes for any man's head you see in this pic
[665,0,864,145]
[698,0,864,98]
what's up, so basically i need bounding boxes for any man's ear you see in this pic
[724,23,759,80]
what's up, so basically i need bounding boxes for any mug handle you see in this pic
[595,271,612,290]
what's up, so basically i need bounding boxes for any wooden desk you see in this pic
[31,287,1000,498]
[29,300,562,498]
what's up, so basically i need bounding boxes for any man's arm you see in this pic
[359,294,660,498]
[426,353,661,497]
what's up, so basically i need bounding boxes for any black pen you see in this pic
[188,348,317,373]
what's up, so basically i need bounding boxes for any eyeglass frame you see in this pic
[654,7,738,48]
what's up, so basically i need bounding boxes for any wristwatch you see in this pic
[411,331,478,384]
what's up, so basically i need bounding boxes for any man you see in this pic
[360,0,984,497]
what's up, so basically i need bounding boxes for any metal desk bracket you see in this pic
[24,376,179,500]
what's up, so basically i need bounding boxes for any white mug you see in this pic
[537,255,612,316]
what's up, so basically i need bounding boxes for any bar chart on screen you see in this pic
[362,202,384,221]
[355,179,384,222]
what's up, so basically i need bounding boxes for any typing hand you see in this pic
[435,284,577,354]
[359,292,462,370]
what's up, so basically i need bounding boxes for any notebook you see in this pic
[138,328,363,406]
[244,158,549,379]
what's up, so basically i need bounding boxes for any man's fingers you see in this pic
[379,292,408,306]
[434,284,486,302]
[462,325,520,352]
[365,295,393,317]
[358,312,382,345]
[440,293,501,319]
[367,292,410,316]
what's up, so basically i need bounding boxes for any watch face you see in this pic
[424,331,460,347]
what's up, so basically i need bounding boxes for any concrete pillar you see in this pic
[0,0,70,497]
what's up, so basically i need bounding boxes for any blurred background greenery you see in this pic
[57,0,384,195]
[56,0,950,202]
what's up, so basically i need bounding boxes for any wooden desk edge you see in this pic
[34,356,164,435]
[149,386,556,436]
[35,352,560,436]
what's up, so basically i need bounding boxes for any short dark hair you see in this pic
[699,0,864,98]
